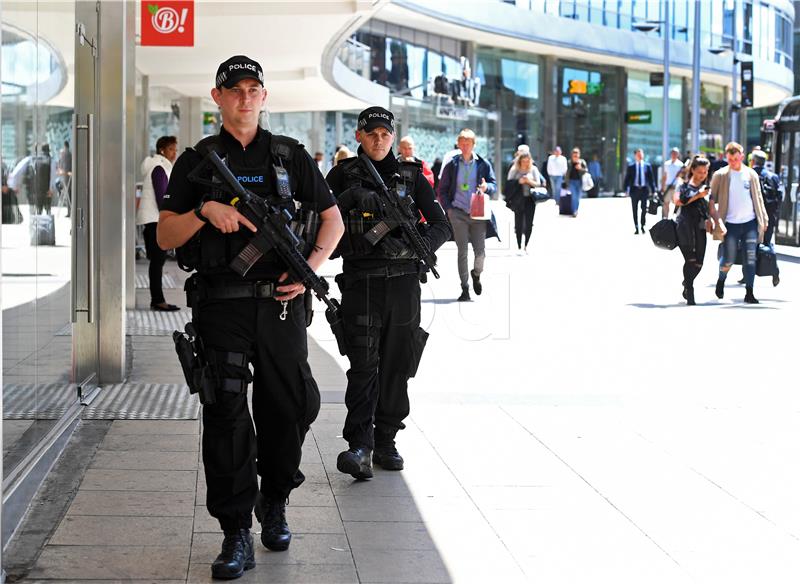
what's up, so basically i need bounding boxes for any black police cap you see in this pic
[215,55,264,89]
[357,106,395,133]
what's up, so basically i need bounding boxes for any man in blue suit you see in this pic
[624,148,657,234]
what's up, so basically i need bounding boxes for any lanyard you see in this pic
[460,159,474,192]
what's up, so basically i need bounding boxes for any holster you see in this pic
[172,322,218,405]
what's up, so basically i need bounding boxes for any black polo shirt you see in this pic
[163,125,335,279]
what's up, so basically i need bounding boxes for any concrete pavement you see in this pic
[9,197,800,583]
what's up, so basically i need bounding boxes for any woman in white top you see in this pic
[137,136,178,311]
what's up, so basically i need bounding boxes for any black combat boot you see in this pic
[254,493,291,551]
[744,286,759,304]
[373,429,404,470]
[684,286,696,306]
[337,445,373,480]
[715,278,725,299]
[457,286,470,302]
[211,528,255,579]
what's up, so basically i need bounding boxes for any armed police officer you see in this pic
[157,55,343,580]
[325,107,451,480]
[751,150,782,286]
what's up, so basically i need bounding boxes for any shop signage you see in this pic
[568,80,587,95]
[567,80,604,96]
[740,61,754,108]
[649,72,664,87]
[435,104,469,121]
[626,110,652,124]
[141,1,194,47]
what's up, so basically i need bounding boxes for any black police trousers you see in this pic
[196,294,320,532]
[338,271,427,450]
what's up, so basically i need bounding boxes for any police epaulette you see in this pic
[270,134,299,162]
[398,160,422,184]
[193,135,220,157]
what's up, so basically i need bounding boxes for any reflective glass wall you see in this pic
[476,48,542,174]
[2,1,75,483]
[557,63,622,191]
[626,70,684,164]
[513,0,793,68]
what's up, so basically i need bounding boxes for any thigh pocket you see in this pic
[408,327,429,378]
[298,363,321,427]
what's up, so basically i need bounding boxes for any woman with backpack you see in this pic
[505,151,543,254]
[673,155,713,305]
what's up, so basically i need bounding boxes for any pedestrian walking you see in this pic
[661,147,684,219]
[325,106,451,479]
[624,148,656,234]
[566,147,587,217]
[505,151,542,254]
[157,54,344,579]
[438,128,497,301]
[709,142,768,304]
[750,149,782,286]
[138,136,179,311]
[588,154,603,198]
[398,135,435,187]
[546,146,567,203]
[674,156,713,305]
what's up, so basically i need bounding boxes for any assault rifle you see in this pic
[358,153,439,278]
[187,150,347,356]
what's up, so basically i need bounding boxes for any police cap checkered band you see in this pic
[215,55,264,89]
[357,106,395,133]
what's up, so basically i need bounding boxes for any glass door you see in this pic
[2,1,106,556]
[2,1,79,477]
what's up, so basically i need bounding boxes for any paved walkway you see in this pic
[11,197,800,583]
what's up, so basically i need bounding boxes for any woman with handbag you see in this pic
[673,156,713,305]
[505,152,543,254]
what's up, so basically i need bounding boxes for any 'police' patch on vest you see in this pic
[236,174,265,184]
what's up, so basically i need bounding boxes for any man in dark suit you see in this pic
[624,148,656,234]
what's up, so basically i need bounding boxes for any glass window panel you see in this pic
[500,58,539,100]
[632,0,647,23]
[407,44,426,99]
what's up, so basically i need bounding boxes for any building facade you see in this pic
[329,0,794,191]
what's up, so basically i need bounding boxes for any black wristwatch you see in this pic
[194,200,209,223]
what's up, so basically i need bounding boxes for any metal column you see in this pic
[691,0,701,154]
[731,0,739,142]
[97,0,135,381]
[662,0,670,166]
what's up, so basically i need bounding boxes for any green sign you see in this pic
[626,110,652,124]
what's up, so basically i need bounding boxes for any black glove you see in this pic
[337,186,380,214]
[380,234,415,259]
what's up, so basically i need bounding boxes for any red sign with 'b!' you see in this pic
[141,1,194,47]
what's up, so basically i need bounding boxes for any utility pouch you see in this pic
[408,326,429,378]
[325,302,348,356]
[304,289,314,327]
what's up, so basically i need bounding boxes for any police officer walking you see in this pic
[751,149,782,286]
[157,55,344,580]
[325,107,451,479]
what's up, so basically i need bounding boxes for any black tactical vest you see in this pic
[178,133,317,277]
[337,157,421,260]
